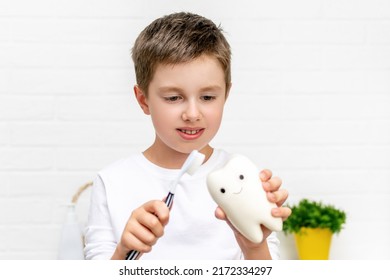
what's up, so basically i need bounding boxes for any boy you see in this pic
[84,12,291,260]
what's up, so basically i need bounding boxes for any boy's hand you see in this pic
[260,169,291,220]
[112,200,170,260]
[215,169,291,259]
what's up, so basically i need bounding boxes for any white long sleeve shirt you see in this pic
[84,149,280,260]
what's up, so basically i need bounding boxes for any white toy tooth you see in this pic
[207,154,283,243]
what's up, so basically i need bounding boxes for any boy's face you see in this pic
[136,54,229,156]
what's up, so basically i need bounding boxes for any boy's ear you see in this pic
[134,85,150,115]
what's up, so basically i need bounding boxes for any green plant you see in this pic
[283,199,347,234]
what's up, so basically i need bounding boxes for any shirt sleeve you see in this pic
[84,175,118,260]
[266,231,281,260]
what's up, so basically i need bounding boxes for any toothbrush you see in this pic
[126,150,205,260]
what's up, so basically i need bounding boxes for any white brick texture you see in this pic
[0,0,389,260]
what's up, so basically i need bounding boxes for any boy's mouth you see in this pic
[176,128,205,140]
[178,129,202,135]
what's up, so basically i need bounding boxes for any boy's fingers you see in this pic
[262,176,282,192]
[121,224,152,253]
[259,169,272,182]
[137,213,165,239]
[214,206,227,220]
[271,207,292,221]
[143,200,166,212]
[125,233,152,253]
[143,200,170,226]
[267,189,289,205]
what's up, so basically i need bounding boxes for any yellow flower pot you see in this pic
[294,227,333,260]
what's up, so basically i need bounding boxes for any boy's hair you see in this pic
[132,12,231,96]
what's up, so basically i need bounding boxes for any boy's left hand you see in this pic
[215,169,291,259]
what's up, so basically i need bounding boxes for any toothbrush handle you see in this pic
[126,192,175,260]
[125,249,140,260]
[165,191,175,209]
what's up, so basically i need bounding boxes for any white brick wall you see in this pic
[0,0,389,259]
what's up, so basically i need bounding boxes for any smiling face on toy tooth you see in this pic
[207,154,262,204]
[218,173,245,196]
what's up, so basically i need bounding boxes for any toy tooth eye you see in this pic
[220,188,226,193]
[239,175,244,180]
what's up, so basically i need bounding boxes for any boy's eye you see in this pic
[164,96,181,102]
[201,95,216,101]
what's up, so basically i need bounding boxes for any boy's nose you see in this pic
[182,102,202,122]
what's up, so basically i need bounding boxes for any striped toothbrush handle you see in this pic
[126,192,175,260]
[164,191,175,209]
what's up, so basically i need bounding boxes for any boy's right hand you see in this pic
[112,200,170,260]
